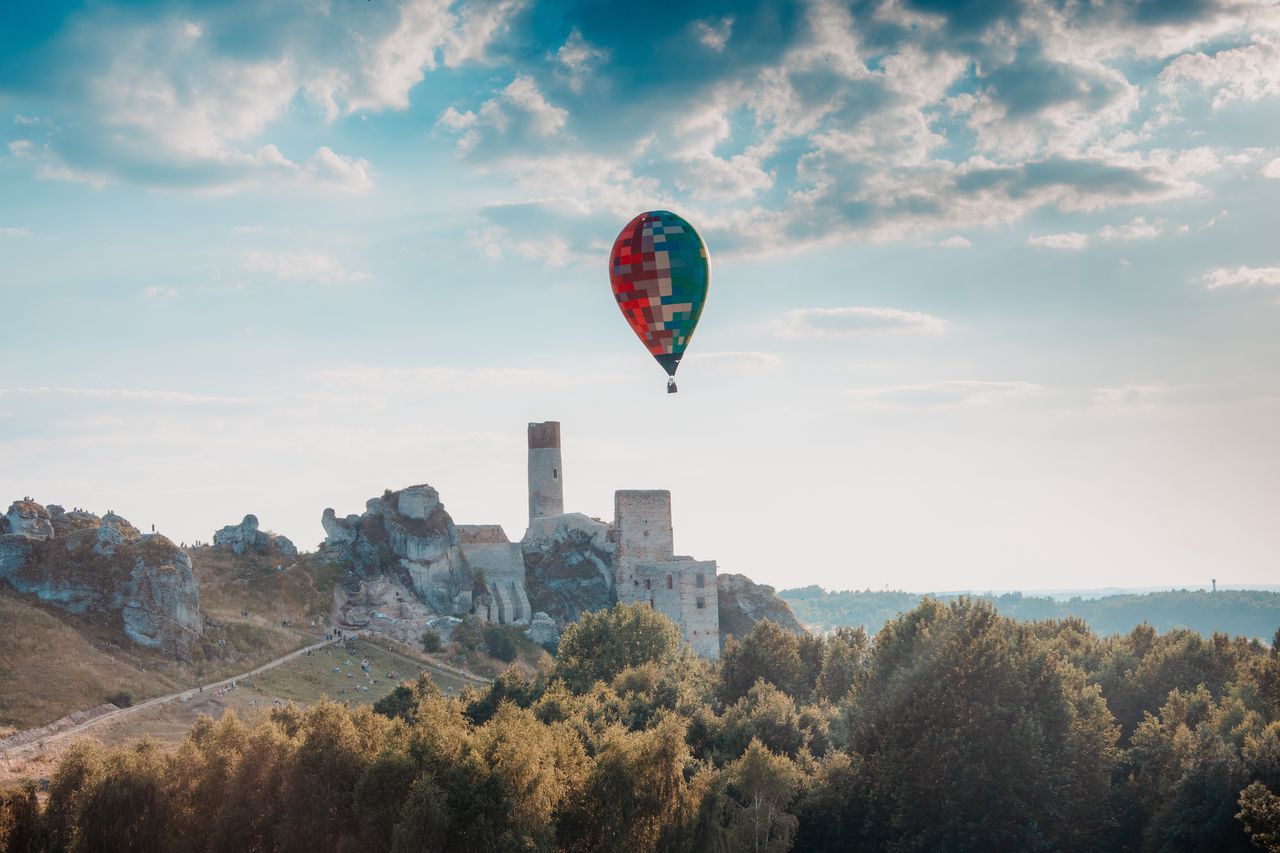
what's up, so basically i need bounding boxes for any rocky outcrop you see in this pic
[717,573,805,645]
[526,611,559,647]
[3,500,54,540]
[521,513,615,623]
[0,500,202,657]
[322,485,530,625]
[212,514,297,557]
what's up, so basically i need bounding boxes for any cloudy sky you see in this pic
[2,0,1278,593]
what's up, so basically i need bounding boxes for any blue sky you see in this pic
[2,0,1278,593]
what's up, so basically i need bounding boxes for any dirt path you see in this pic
[0,637,336,760]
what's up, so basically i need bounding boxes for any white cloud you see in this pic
[776,306,947,339]
[243,249,370,284]
[848,380,1044,410]
[499,75,568,136]
[142,286,177,298]
[1160,40,1280,108]
[13,114,41,125]
[1028,232,1089,250]
[0,387,263,405]
[939,236,971,248]
[694,16,735,51]
[1097,216,1162,241]
[1263,158,1280,178]
[1201,265,1280,289]
[0,227,31,238]
[685,351,782,372]
[1091,383,1177,407]
[555,29,607,92]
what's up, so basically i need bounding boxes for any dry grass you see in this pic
[190,546,343,627]
[0,592,184,730]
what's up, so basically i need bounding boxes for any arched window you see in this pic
[666,575,673,590]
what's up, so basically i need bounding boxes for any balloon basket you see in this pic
[667,378,678,394]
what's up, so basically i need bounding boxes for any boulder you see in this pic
[521,513,615,622]
[212,514,297,556]
[526,611,559,647]
[717,573,806,645]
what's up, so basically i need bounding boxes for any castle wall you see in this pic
[613,489,718,658]
[459,540,530,625]
[528,422,564,522]
[628,559,719,659]
[612,490,674,592]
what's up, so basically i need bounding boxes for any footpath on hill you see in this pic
[0,635,488,763]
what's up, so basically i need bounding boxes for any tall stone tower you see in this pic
[527,421,564,523]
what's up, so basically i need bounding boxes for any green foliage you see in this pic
[845,597,1120,851]
[453,615,485,652]
[0,780,44,853]
[554,603,682,692]
[106,689,135,708]
[483,624,519,663]
[716,620,805,705]
[14,597,1280,853]
[782,586,1280,642]
[1239,782,1280,853]
[420,629,442,654]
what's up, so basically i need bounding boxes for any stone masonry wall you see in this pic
[527,421,564,523]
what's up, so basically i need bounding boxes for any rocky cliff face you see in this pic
[213,514,297,557]
[322,485,530,625]
[0,500,202,657]
[521,513,615,623]
[717,573,805,645]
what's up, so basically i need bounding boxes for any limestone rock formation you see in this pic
[2,500,54,540]
[526,611,559,647]
[322,485,530,625]
[0,499,202,657]
[717,573,805,645]
[521,513,615,623]
[212,514,297,557]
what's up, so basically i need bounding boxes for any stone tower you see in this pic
[527,421,564,523]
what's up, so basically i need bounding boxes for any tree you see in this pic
[814,626,868,702]
[845,597,1119,852]
[0,780,44,853]
[558,713,694,852]
[1239,782,1280,853]
[716,620,805,705]
[710,738,801,853]
[421,629,442,653]
[554,603,682,692]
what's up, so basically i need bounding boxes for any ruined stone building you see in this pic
[524,421,720,658]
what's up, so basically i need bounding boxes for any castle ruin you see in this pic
[525,421,720,658]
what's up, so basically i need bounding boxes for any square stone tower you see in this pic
[613,490,719,658]
[527,421,564,524]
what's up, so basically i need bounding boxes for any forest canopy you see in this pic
[3,599,1280,853]
[781,587,1280,641]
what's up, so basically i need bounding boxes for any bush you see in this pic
[106,690,134,709]
[454,616,484,651]
[420,630,442,654]
[484,626,518,663]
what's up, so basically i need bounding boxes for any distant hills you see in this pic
[779,586,1280,642]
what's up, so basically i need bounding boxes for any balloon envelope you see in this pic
[609,210,710,379]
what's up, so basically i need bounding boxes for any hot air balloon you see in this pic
[609,210,710,393]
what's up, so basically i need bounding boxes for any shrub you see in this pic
[484,626,518,663]
[106,690,134,709]
[420,630,442,654]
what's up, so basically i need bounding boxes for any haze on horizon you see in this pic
[2,0,1278,594]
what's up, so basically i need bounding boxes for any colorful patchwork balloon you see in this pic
[609,210,710,393]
